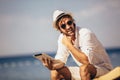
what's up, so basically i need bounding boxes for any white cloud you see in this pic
[75,0,120,18]
[0,15,47,28]
[75,4,107,19]
[0,14,56,56]
[108,0,120,8]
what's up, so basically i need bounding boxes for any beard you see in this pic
[64,26,76,37]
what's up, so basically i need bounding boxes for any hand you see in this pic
[42,54,53,70]
[35,53,65,70]
[62,35,73,47]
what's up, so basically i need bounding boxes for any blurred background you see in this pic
[0,0,120,80]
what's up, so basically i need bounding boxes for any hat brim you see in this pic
[53,13,72,30]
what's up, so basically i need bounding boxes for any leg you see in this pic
[51,70,64,80]
[80,64,97,80]
[51,66,72,80]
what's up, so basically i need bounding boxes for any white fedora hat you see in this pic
[53,10,72,30]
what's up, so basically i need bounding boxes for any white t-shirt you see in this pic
[55,26,113,77]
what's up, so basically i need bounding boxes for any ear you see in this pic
[73,23,76,27]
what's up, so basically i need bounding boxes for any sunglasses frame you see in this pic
[60,20,73,29]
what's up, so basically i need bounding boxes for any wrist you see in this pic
[67,43,74,50]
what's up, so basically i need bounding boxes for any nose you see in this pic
[66,24,71,29]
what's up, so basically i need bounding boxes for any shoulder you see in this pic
[79,27,92,34]
[58,33,63,39]
[58,33,64,43]
[77,27,93,36]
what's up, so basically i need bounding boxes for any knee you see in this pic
[50,70,58,80]
[80,64,88,72]
[51,70,64,80]
[79,64,91,80]
[80,64,97,79]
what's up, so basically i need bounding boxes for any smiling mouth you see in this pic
[68,30,73,34]
[67,29,75,34]
[65,26,75,36]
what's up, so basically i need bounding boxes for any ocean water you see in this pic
[0,48,120,80]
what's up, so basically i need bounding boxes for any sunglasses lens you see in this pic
[61,24,66,29]
[67,21,72,25]
[60,20,73,29]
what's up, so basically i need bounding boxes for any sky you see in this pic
[0,0,120,57]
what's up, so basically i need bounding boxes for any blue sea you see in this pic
[0,48,120,80]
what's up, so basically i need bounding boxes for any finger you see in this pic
[47,58,51,65]
[47,58,52,69]
[44,58,48,66]
[41,56,47,66]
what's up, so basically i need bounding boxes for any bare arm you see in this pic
[34,53,65,70]
[62,35,90,65]
[67,44,89,64]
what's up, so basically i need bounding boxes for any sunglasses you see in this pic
[60,20,73,29]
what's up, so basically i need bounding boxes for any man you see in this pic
[41,10,113,80]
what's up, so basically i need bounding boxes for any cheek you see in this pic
[59,28,63,33]
[59,28,66,33]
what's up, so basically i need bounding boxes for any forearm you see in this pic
[68,44,90,64]
[52,59,65,70]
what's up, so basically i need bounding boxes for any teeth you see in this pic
[67,28,73,34]
[68,31,72,34]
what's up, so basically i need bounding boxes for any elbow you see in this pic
[52,61,65,70]
[83,60,90,65]
[83,57,90,65]
[78,56,90,65]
